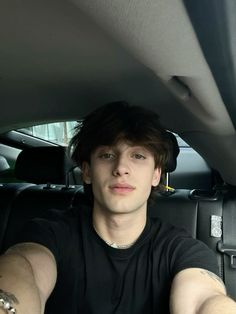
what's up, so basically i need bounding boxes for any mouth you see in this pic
[109,183,135,194]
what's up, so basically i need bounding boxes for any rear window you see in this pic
[18,121,78,145]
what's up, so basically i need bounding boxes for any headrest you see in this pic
[165,132,180,172]
[15,146,75,184]
[0,156,10,173]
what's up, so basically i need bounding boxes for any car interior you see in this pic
[0,0,236,305]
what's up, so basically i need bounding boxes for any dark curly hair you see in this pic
[69,101,178,201]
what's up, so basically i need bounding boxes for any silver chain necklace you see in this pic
[93,225,137,249]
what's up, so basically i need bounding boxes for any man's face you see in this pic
[82,141,161,215]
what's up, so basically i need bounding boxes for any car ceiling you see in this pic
[0,0,236,185]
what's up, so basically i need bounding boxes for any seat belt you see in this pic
[217,195,236,300]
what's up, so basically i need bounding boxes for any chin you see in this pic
[105,201,147,215]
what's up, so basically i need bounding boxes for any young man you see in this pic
[0,102,236,314]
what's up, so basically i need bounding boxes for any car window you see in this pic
[18,121,78,145]
[169,134,212,190]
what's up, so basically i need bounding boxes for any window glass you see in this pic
[18,121,78,145]
[175,134,189,148]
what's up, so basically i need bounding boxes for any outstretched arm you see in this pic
[170,268,236,314]
[0,242,57,314]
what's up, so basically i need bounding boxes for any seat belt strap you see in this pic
[217,196,236,300]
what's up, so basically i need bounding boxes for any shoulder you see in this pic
[149,216,191,241]
[29,205,90,229]
[8,205,90,262]
[148,217,194,259]
[149,217,219,277]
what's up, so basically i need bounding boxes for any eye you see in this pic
[132,153,146,160]
[99,153,115,160]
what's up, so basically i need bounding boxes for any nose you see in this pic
[112,156,130,177]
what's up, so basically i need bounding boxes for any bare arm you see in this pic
[170,268,236,314]
[0,242,57,314]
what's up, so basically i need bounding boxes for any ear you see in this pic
[152,167,161,187]
[82,162,92,184]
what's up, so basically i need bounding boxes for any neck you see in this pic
[92,207,147,248]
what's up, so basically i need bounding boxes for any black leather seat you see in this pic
[0,145,235,299]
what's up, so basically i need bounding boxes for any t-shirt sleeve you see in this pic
[169,229,219,278]
[8,210,76,264]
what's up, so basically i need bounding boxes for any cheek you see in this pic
[91,164,106,180]
[136,169,156,187]
[90,164,110,189]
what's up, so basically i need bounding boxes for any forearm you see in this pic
[197,294,236,314]
[0,253,43,314]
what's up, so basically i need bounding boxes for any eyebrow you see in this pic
[95,145,152,156]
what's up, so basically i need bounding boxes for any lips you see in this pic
[109,183,135,194]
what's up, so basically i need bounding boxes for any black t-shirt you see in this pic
[11,206,219,314]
